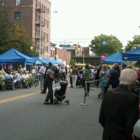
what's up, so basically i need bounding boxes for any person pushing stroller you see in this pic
[44,64,59,105]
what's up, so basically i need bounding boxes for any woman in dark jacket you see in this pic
[110,65,120,88]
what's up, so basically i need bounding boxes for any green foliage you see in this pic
[89,34,123,56]
[69,58,76,66]
[0,6,36,56]
[28,76,34,86]
[125,35,140,52]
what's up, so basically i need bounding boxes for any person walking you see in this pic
[110,64,120,89]
[95,65,102,87]
[83,64,90,96]
[39,62,47,92]
[41,62,52,94]
[44,64,58,104]
[61,66,66,80]
[90,66,95,89]
[98,72,108,98]
[99,68,139,140]
[69,66,73,87]
[71,66,78,88]
[100,64,109,95]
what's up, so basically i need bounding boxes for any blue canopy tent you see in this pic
[101,51,123,64]
[32,57,45,65]
[0,48,35,65]
[44,58,55,65]
[41,58,50,64]
[45,58,63,66]
[122,47,140,61]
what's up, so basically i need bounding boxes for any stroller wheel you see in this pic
[53,99,57,104]
[65,100,69,105]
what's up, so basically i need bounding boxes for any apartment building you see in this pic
[2,0,51,58]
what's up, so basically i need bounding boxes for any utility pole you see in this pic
[83,46,85,65]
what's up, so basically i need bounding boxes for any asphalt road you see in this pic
[0,83,103,140]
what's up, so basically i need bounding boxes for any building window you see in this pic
[36,0,37,7]
[44,19,46,26]
[47,21,49,28]
[48,8,49,14]
[15,0,21,6]
[47,34,48,42]
[51,50,52,57]
[15,12,21,20]
[43,6,45,13]
[0,0,5,6]
[42,4,44,12]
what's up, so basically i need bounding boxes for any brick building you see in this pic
[55,48,71,65]
[3,0,51,58]
[50,43,71,65]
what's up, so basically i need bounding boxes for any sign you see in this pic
[59,44,71,47]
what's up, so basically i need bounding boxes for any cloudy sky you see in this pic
[50,0,140,46]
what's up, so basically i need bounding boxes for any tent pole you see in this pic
[121,62,123,71]
[25,62,26,70]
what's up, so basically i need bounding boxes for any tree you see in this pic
[0,6,36,56]
[0,7,14,51]
[69,58,76,66]
[89,34,123,56]
[125,35,140,52]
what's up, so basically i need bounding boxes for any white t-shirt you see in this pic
[90,69,95,78]
[31,69,36,74]
[61,68,66,73]
[14,73,21,81]
[39,66,46,75]
[22,74,29,79]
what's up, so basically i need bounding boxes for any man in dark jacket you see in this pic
[44,64,58,104]
[99,68,139,140]
[41,62,52,94]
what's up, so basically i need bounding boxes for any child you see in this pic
[98,72,108,98]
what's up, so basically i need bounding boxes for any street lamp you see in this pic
[30,46,33,50]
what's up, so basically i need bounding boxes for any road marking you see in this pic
[0,83,70,104]
[0,91,40,103]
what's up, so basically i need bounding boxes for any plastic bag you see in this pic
[55,82,61,90]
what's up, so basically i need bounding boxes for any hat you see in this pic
[134,119,140,138]
[53,64,58,67]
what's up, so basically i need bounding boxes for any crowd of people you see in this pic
[0,65,38,90]
[1,62,140,140]
[40,62,140,140]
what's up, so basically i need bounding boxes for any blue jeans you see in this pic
[45,81,53,103]
[98,87,105,97]
[83,79,90,93]
[61,73,66,80]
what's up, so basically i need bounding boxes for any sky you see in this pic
[50,0,140,47]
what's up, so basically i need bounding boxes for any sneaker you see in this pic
[41,91,46,94]
[44,101,51,105]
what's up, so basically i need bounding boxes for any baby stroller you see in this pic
[53,81,69,105]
